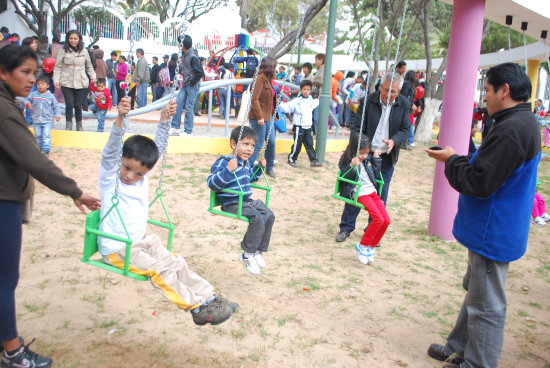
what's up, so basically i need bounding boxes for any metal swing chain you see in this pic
[523,31,527,74]
[357,0,408,158]
[233,0,281,157]
[508,26,512,62]
[113,0,139,198]
[259,12,308,159]
[156,0,191,189]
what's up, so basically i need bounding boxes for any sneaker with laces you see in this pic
[534,216,546,226]
[541,213,550,222]
[335,231,350,242]
[1,338,52,368]
[239,253,261,275]
[355,243,369,265]
[211,295,240,312]
[255,252,266,268]
[169,128,180,136]
[191,301,234,326]
[366,246,375,263]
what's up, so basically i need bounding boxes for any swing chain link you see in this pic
[260,12,308,159]
[508,26,512,63]
[523,31,528,73]
[113,0,139,197]
[233,0,281,158]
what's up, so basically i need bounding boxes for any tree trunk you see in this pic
[268,0,328,59]
[415,96,441,143]
[238,0,248,30]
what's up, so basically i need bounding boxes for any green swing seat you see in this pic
[331,166,384,209]
[82,190,174,281]
[208,165,271,222]
[208,183,271,222]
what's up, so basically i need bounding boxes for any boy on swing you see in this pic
[98,97,238,325]
[207,126,275,275]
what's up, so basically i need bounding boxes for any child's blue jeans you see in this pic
[90,103,107,132]
[34,122,52,153]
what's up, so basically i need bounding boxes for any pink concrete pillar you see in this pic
[427,0,486,240]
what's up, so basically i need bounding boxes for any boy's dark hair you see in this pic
[345,71,355,78]
[96,77,106,85]
[122,135,160,169]
[36,75,50,84]
[152,56,158,60]
[295,65,301,71]
[486,62,531,102]
[315,53,325,63]
[230,126,257,145]
[21,37,34,47]
[396,60,407,69]
[300,79,313,89]
[0,27,9,34]
[341,133,371,167]
[92,45,100,50]
[302,62,312,71]
[0,45,38,72]
[177,35,193,50]
[136,48,144,55]
[110,51,118,57]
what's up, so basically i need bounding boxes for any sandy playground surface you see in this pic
[16,143,550,367]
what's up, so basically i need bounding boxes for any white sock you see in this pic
[244,252,255,259]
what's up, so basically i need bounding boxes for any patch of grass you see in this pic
[23,301,49,315]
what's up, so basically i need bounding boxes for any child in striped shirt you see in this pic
[207,126,275,275]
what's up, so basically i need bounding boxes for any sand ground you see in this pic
[16,143,550,368]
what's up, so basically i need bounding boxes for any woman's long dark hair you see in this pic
[258,56,276,81]
[63,30,84,52]
[404,70,417,88]
[340,133,371,167]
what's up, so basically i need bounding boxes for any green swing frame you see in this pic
[82,188,174,281]
[208,166,271,222]
[331,166,384,209]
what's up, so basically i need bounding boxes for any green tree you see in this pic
[73,6,113,47]
[481,22,535,54]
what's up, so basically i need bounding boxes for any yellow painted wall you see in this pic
[44,129,349,155]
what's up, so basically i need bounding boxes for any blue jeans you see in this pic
[25,83,37,124]
[108,78,117,106]
[90,103,107,132]
[156,84,165,100]
[218,88,230,117]
[339,203,362,234]
[249,118,276,172]
[0,201,22,341]
[444,250,509,368]
[34,122,52,152]
[171,84,199,133]
[312,106,319,134]
[137,83,148,108]
[408,124,414,145]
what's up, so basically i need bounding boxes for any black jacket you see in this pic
[351,91,411,165]
[338,153,382,199]
[400,80,414,107]
[150,64,160,83]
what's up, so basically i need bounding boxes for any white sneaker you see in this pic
[240,253,261,274]
[534,217,546,226]
[355,243,369,265]
[255,252,266,268]
[366,246,375,263]
[273,159,279,165]
[169,128,180,136]
[541,213,550,222]
[409,142,416,147]
[182,132,193,137]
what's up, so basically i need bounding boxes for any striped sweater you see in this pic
[207,155,262,206]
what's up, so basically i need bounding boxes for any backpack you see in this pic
[245,56,258,78]
[159,67,170,87]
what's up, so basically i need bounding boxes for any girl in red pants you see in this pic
[338,134,390,265]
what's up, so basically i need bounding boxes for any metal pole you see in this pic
[315,0,338,163]
[207,91,212,131]
[297,37,303,66]
[225,87,231,136]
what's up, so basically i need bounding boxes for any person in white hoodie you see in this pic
[280,79,323,168]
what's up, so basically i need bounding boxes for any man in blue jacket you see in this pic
[425,63,541,368]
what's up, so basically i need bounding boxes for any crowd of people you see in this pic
[1,23,549,368]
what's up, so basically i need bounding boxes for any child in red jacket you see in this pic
[89,78,112,132]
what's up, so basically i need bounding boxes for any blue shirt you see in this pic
[207,155,262,206]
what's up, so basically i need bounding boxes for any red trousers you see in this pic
[357,192,390,247]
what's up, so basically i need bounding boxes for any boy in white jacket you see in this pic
[280,80,323,168]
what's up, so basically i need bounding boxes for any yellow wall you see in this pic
[527,59,540,106]
[44,129,349,155]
